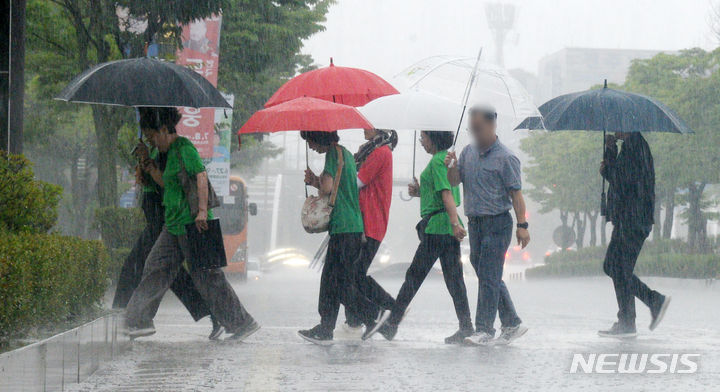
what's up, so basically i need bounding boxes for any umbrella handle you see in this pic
[600,129,607,216]
[305,142,309,198]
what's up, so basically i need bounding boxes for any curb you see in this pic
[0,312,129,392]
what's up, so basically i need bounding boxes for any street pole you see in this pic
[485,2,515,68]
[1,0,26,154]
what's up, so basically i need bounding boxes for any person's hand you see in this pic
[605,134,618,149]
[141,158,159,175]
[304,169,319,188]
[599,160,607,174]
[134,141,150,161]
[516,227,530,248]
[408,178,420,197]
[195,209,209,232]
[452,223,466,242]
[444,151,457,168]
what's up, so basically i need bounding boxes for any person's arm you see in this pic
[510,189,530,248]
[441,189,466,241]
[143,160,164,187]
[445,151,461,186]
[195,171,209,232]
[318,173,333,196]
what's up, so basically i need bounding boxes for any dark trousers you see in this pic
[345,237,396,327]
[319,233,381,332]
[603,222,662,327]
[112,193,211,322]
[389,234,472,331]
[469,212,521,336]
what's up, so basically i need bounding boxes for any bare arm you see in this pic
[444,151,461,186]
[510,189,530,248]
[441,189,466,241]
[195,171,209,231]
[319,173,334,196]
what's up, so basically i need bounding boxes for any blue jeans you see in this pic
[469,212,522,336]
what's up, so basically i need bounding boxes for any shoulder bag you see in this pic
[301,145,344,233]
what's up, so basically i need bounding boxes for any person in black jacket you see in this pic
[598,132,670,339]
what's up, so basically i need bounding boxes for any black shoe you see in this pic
[227,320,261,341]
[598,322,637,339]
[209,316,224,340]
[444,328,474,344]
[298,325,333,346]
[649,295,671,331]
[378,321,398,341]
[362,309,391,340]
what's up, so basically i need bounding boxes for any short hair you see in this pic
[300,131,339,146]
[469,103,498,122]
[138,107,182,134]
[422,130,454,151]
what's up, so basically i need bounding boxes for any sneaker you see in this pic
[598,322,637,339]
[495,324,528,345]
[298,325,333,346]
[649,296,671,331]
[463,331,493,346]
[227,320,261,341]
[208,316,225,341]
[444,328,474,344]
[362,309,391,341]
[335,323,364,341]
[127,324,156,339]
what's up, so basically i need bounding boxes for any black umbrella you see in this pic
[515,80,693,214]
[55,57,230,108]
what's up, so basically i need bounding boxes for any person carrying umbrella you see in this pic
[445,104,529,346]
[598,132,670,338]
[339,128,398,337]
[365,130,473,344]
[124,107,259,340]
[298,131,391,345]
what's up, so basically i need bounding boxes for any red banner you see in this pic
[175,16,222,158]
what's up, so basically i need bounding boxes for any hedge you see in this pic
[0,232,110,343]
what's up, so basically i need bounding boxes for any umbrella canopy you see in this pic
[393,55,539,127]
[56,57,231,108]
[238,97,373,134]
[358,91,465,132]
[515,82,693,134]
[264,59,399,108]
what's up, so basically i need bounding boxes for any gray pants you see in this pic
[125,226,254,332]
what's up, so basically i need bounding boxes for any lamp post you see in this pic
[1,0,26,154]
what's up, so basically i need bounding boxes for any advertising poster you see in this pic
[205,93,234,197]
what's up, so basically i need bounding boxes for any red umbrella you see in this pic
[238,97,374,134]
[264,58,399,108]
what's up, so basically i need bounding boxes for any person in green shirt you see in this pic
[365,131,473,344]
[124,107,259,341]
[298,131,389,345]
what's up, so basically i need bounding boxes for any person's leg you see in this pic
[112,222,160,309]
[624,227,663,309]
[388,235,439,325]
[318,235,343,332]
[437,236,473,331]
[125,228,184,328]
[169,266,211,322]
[490,214,522,329]
[180,235,254,333]
[603,223,638,328]
[346,238,395,327]
[336,234,382,327]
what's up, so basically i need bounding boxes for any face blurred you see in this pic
[469,112,497,146]
[364,128,379,140]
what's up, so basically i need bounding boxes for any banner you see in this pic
[205,93,234,197]
[175,16,223,159]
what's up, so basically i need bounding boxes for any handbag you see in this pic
[301,145,344,233]
[415,209,445,241]
[175,149,221,218]
[184,219,227,271]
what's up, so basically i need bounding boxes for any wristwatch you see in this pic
[517,222,529,229]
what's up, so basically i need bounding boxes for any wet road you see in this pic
[68,268,720,391]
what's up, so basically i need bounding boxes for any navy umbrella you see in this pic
[56,57,230,108]
[515,80,693,215]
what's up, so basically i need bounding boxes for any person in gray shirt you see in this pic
[445,104,530,346]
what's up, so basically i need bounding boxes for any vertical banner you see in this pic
[175,15,222,159]
[205,93,234,197]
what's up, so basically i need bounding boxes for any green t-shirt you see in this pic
[323,145,364,235]
[162,137,214,236]
[419,150,462,235]
[142,148,161,194]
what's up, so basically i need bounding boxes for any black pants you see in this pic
[389,234,472,331]
[345,237,396,327]
[603,222,662,327]
[319,233,380,332]
[112,193,211,322]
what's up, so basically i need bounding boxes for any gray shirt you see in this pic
[458,138,521,217]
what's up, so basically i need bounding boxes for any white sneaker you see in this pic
[463,331,493,346]
[335,323,364,341]
[495,324,528,345]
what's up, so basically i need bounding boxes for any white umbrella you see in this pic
[358,91,466,132]
[393,55,540,129]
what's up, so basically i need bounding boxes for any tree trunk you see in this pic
[686,183,706,251]
[662,191,675,239]
[574,211,586,249]
[93,106,118,208]
[600,217,608,245]
[587,211,598,247]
